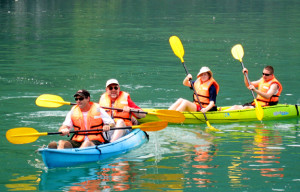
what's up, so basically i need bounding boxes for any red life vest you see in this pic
[71,102,105,143]
[99,91,132,126]
[193,77,219,107]
[256,76,282,106]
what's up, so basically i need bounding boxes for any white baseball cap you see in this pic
[106,79,119,87]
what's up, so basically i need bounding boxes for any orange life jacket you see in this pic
[193,77,219,107]
[256,76,282,106]
[99,91,132,126]
[71,102,105,143]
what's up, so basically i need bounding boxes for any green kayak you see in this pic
[139,104,299,124]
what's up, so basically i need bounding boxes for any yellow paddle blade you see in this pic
[36,94,71,108]
[148,110,185,123]
[205,121,220,132]
[6,127,48,144]
[132,121,168,132]
[169,36,185,63]
[231,44,244,62]
[254,99,264,121]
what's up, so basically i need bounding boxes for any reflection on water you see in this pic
[140,173,184,191]
[189,131,217,188]
[219,123,297,190]
[225,128,285,188]
[38,161,136,191]
[5,174,40,191]
[68,162,132,191]
[192,148,216,185]
[138,128,218,190]
[3,120,300,191]
[245,129,284,178]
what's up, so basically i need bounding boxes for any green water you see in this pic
[1,0,299,191]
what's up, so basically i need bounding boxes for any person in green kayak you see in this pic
[168,66,219,112]
[99,79,146,142]
[225,66,282,110]
[48,89,115,149]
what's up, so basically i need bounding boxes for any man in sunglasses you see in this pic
[99,79,146,142]
[226,66,282,110]
[48,89,115,149]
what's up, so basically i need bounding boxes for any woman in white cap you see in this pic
[169,66,219,112]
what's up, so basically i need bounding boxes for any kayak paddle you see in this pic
[36,94,185,123]
[35,94,74,108]
[231,44,264,121]
[169,35,219,132]
[6,121,168,144]
[101,106,185,123]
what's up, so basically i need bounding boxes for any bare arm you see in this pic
[183,74,192,87]
[243,68,259,87]
[60,111,73,136]
[201,101,215,113]
[123,106,146,118]
[133,110,146,119]
[59,125,71,136]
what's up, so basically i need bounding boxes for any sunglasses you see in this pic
[75,97,84,101]
[109,86,119,90]
[262,73,271,76]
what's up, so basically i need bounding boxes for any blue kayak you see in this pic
[38,129,148,168]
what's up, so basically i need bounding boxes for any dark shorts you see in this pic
[242,102,254,107]
[242,101,278,107]
[68,140,104,148]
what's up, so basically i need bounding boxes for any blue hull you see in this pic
[38,129,148,168]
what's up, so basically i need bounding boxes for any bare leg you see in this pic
[176,99,197,112]
[58,140,72,149]
[224,105,254,111]
[80,140,95,148]
[48,141,57,149]
[168,98,184,110]
[223,105,241,111]
[110,119,127,142]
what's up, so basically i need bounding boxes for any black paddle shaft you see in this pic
[240,61,256,99]
[182,62,203,107]
[101,106,147,114]
[47,127,133,135]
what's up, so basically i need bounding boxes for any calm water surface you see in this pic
[1,0,299,191]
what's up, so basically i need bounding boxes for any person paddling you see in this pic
[99,79,146,142]
[48,89,115,149]
[169,66,219,112]
[225,66,282,111]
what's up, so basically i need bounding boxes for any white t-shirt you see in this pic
[63,104,115,129]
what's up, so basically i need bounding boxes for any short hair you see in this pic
[264,66,274,74]
[207,72,212,79]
